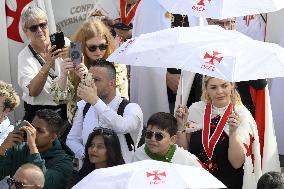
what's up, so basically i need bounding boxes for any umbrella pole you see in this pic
[181,72,186,127]
[230,88,236,114]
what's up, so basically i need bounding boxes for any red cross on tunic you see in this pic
[243,133,255,173]
[204,51,223,65]
[146,171,166,181]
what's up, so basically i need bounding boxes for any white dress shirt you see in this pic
[0,117,14,145]
[67,93,143,163]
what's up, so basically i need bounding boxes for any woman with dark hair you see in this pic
[70,127,125,187]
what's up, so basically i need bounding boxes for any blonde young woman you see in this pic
[50,20,128,123]
[176,76,262,189]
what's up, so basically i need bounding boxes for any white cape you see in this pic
[187,101,262,189]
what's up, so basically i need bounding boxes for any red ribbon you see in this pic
[120,0,141,25]
[202,103,232,159]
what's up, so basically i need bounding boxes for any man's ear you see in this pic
[50,133,58,142]
[170,135,177,144]
[109,79,116,87]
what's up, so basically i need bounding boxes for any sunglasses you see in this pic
[7,178,42,189]
[93,127,115,136]
[26,22,48,32]
[86,44,108,52]
[145,131,165,141]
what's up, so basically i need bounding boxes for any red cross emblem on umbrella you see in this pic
[146,170,166,181]
[203,51,223,65]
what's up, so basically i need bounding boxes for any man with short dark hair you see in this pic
[67,59,143,164]
[8,163,45,189]
[0,109,73,189]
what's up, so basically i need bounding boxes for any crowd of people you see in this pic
[0,1,283,189]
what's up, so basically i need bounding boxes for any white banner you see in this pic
[50,0,120,37]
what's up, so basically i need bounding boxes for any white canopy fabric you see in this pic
[108,25,284,82]
[72,160,226,189]
[157,0,284,19]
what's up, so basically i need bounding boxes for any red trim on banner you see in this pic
[202,103,232,159]
[120,0,141,25]
[250,87,265,160]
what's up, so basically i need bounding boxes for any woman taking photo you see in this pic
[176,76,262,189]
[50,19,128,124]
[18,6,68,122]
[70,127,125,187]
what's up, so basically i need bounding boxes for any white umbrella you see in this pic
[157,0,284,19]
[72,160,226,189]
[108,25,284,82]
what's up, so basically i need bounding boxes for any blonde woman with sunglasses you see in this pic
[50,20,128,124]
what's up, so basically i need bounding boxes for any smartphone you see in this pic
[50,31,65,50]
[70,42,82,65]
[112,23,132,31]
[14,120,27,141]
[81,73,93,87]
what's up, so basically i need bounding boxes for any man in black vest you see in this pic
[66,59,143,164]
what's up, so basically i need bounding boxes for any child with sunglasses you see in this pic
[133,112,201,167]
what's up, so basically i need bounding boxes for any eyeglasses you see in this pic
[26,22,47,32]
[7,178,42,189]
[93,127,115,136]
[86,44,108,52]
[145,131,165,141]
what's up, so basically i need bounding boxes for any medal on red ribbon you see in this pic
[202,102,232,171]
[120,0,141,25]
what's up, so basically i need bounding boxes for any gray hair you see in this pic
[21,6,48,31]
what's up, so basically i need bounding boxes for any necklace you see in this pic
[144,144,176,163]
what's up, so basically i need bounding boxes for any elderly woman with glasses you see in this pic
[176,76,262,189]
[69,127,125,188]
[18,6,69,122]
[50,19,128,124]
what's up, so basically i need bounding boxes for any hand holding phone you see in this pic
[15,120,27,141]
[50,31,65,50]
[70,42,82,65]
